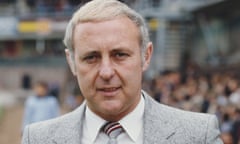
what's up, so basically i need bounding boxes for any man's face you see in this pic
[34,84,47,97]
[66,17,152,121]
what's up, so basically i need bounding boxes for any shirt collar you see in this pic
[85,106,106,143]
[85,94,145,143]
[119,95,145,142]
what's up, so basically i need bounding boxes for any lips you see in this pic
[97,87,121,96]
[99,87,118,92]
[98,87,120,92]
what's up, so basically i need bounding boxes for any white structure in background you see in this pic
[0,91,17,107]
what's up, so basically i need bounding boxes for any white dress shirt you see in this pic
[82,95,145,144]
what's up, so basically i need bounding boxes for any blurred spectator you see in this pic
[24,0,80,15]
[22,81,60,130]
[48,81,60,101]
[64,85,84,111]
[231,108,240,144]
[221,113,233,133]
[221,132,233,144]
[145,65,240,142]
[22,0,137,16]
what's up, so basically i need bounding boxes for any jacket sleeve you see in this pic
[22,125,30,144]
[206,115,223,144]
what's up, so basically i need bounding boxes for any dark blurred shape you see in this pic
[69,0,87,6]
[49,81,60,101]
[21,74,32,90]
[201,98,210,113]
[26,0,36,7]
[0,0,16,3]
[231,108,240,144]
[152,0,161,7]
[193,0,240,19]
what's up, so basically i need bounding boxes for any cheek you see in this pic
[76,66,98,92]
[127,58,143,75]
[119,59,143,85]
[75,62,92,81]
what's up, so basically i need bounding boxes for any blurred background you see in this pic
[0,0,240,144]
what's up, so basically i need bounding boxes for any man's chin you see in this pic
[100,103,123,115]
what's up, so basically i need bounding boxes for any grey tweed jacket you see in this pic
[22,91,223,144]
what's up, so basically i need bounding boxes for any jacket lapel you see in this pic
[143,91,179,144]
[52,103,86,144]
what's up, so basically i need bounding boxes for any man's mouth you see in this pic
[98,87,120,92]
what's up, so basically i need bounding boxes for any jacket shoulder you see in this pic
[146,94,213,122]
[145,95,222,143]
[22,104,85,144]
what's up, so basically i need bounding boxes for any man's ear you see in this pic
[142,42,153,72]
[65,49,76,76]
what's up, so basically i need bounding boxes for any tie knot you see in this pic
[102,122,123,139]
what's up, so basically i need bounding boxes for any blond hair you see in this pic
[63,0,149,55]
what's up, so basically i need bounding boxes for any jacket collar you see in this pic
[142,91,179,144]
[52,102,86,144]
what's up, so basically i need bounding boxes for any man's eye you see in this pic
[115,53,129,59]
[83,55,99,63]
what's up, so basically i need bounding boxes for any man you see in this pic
[22,81,60,130]
[22,0,223,143]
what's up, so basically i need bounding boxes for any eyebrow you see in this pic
[111,48,133,54]
[80,46,134,56]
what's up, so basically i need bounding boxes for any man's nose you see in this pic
[99,58,115,80]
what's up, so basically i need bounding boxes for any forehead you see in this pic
[73,17,140,48]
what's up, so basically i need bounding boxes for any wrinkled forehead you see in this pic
[72,17,141,47]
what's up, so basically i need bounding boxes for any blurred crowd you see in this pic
[7,0,136,16]
[143,65,240,144]
[24,0,135,12]
[24,0,84,15]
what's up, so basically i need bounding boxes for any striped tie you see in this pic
[102,122,123,144]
